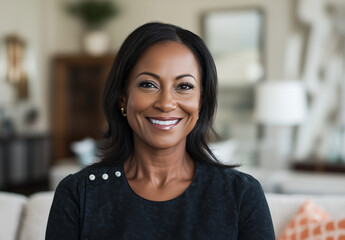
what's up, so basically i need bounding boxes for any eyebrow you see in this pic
[176,74,196,82]
[136,72,196,82]
[136,72,160,80]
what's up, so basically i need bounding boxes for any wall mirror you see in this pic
[202,8,265,86]
[202,8,265,164]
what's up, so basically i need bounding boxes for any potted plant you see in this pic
[66,0,119,55]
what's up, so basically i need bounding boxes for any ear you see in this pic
[118,94,126,109]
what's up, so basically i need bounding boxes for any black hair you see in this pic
[99,22,236,168]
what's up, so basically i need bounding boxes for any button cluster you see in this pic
[89,171,122,181]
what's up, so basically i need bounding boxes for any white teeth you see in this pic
[149,118,179,125]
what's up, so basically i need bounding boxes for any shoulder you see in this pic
[200,163,262,191]
[211,167,269,216]
[55,163,123,194]
[227,168,263,194]
[199,163,266,206]
[196,163,268,212]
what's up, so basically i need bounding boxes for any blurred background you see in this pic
[0,0,345,195]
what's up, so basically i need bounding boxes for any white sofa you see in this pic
[1,191,345,240]
[0,192,54,240]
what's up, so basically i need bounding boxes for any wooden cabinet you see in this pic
[52,55,114,162]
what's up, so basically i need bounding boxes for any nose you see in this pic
[153,89,177,112]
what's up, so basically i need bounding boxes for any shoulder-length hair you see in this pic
[100,22,236,168]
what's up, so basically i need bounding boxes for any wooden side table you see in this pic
[292,160,345,174]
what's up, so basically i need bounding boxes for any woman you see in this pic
[46,22,275,240]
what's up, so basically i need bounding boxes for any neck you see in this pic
[124,136,195,187]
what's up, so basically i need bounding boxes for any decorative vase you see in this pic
[70,138,99,166]
[83,30,110,56]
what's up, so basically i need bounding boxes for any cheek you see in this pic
[180,94,200,117]
[126,91,152,115]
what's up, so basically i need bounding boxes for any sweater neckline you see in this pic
[120,160,201,204]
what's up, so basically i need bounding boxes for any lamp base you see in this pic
[259,125,294,169]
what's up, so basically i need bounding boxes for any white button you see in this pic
[102,173,108,180]
[115,171,121,177]
[89,174,96,181]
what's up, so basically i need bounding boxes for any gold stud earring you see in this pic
[121,107,127,117]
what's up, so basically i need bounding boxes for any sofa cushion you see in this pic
[18,191,54,240]
[0,192,27,240]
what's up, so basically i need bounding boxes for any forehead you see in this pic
[129,41,201,77]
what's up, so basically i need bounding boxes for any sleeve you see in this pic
[236,174,276,240]
[45,174,81,240]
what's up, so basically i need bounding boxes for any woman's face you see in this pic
[124,41,201,150]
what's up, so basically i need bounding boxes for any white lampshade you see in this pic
[255,80,307,125]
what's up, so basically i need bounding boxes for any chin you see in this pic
[146,136,186,150]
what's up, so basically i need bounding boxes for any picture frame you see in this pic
[202,8,265,86]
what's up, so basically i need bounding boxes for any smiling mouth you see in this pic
[146,117,182,130]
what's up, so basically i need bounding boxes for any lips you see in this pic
[146,117,182,130]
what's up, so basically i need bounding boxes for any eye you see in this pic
[138,81,157,89]
[176,82,194,90]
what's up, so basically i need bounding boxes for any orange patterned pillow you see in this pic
[300,218,345,240]
[278,200,330,240]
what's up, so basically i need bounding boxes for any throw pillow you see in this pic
[299,218,345,240]
[278,200,330,240]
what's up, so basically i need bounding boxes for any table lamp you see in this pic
[255,80,307,169]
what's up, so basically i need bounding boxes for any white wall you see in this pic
[52,0,292,79]
[107,0,292,80]
[0,0,47,133]
[0,0,293,133]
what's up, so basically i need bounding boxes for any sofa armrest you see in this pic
[18,191,54,240]
[0,192,27,240]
